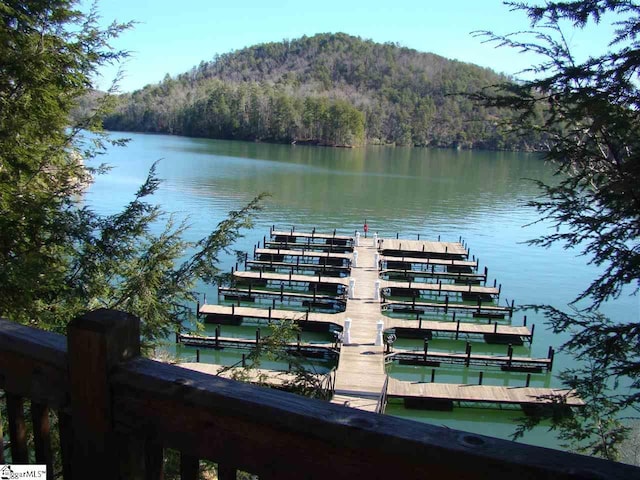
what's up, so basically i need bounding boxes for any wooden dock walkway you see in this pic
[382,316,532,343]
[387,348,552,371]
[219,286,346,304]
[199,304,344,327]
[382,279,499,297]
[331,236,388,413]
[265,241,352,253]
[233,270,349,287]
[382,269,486,283]
[177,333,339,360]
[379,239,468,258]
[271,229,353,242]
[180,362,334,395]
[387,377,584,407]
[380,255,477,269]
[383,299,514,318]
[255,248,352,261]
[247,260,350,275]
[197,304,532,343]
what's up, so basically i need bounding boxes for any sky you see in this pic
[85,0,621,93]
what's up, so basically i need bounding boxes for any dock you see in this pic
[254,247,352,261]
[177,333,339,360]
[190,228,579,414]
[380,255,478,269]
[198,304,532,343]
[387,377,584,407]
[382,279,500,297]
[233,270,349,287]
[379,239,468,258]
[331,236,387,413]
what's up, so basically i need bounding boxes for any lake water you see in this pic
[88,131,638,450]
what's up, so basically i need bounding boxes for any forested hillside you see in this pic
[104,33,538,149]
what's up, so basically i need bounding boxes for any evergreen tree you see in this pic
[0,0,263,347]
[475,1,640,459]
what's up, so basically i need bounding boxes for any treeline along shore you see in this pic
[102,33,545,150]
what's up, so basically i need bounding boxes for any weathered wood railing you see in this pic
[1,309,638,479]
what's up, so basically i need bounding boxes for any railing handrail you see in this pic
[375,374,389,414]
[1,313,638,479]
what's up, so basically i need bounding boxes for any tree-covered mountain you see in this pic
[104,33,537,149]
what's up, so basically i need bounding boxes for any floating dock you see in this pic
[188,228,578,414]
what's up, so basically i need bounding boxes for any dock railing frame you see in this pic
[0,309,637,480]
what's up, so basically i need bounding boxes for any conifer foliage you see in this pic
[476,1,640,459]
[0,1,262,346]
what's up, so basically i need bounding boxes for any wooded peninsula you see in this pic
[103,33,542,149]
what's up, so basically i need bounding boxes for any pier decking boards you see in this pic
[233,270,350,287]
[190,229,579,413]
[380,255,478,269]
[379,239,468,258]
[382,279,499,297]
[387,378,584,407]
[255,247,352,261]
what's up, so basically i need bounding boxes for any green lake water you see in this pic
[88,132,638,450]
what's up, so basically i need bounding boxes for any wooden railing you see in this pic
[0,309,638,479]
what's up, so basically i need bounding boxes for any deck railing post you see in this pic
[67,308,141,480]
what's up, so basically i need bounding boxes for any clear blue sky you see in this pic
[86,0,619,93]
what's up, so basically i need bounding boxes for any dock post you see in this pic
[494,321,498,333]
[196,349,200,363]
[256,329,261,352]
[175,332,180,344]
[438,281,442,295]
[431,368,435,383]
[444,295,449,314]
[242,353,246,367]
[452,311,456,324]
[530,324,535,343]
[548,347,555,371]
[396,233,399,239]
[349,278,356,299]
[343,318,352,344]
[297,333,301,352]
[478,371,483,385]
[423,340,428,361]
[268,306,272,322]
[355,231,360,247]
[231,304,235,321]
[508,344,513,367]
[523,315,527,326]
[280,282,284,302]
[418,315,422,330]
[510,299,515,318]
[526,374,531,387]
[196,300,200,318]
[374,279,381,300]
[374,253,380,269]
[465,342,471,367]
[353,250,358,268]
[455,319,460,340]
[375,319,384,346]
[215,326,220,349]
